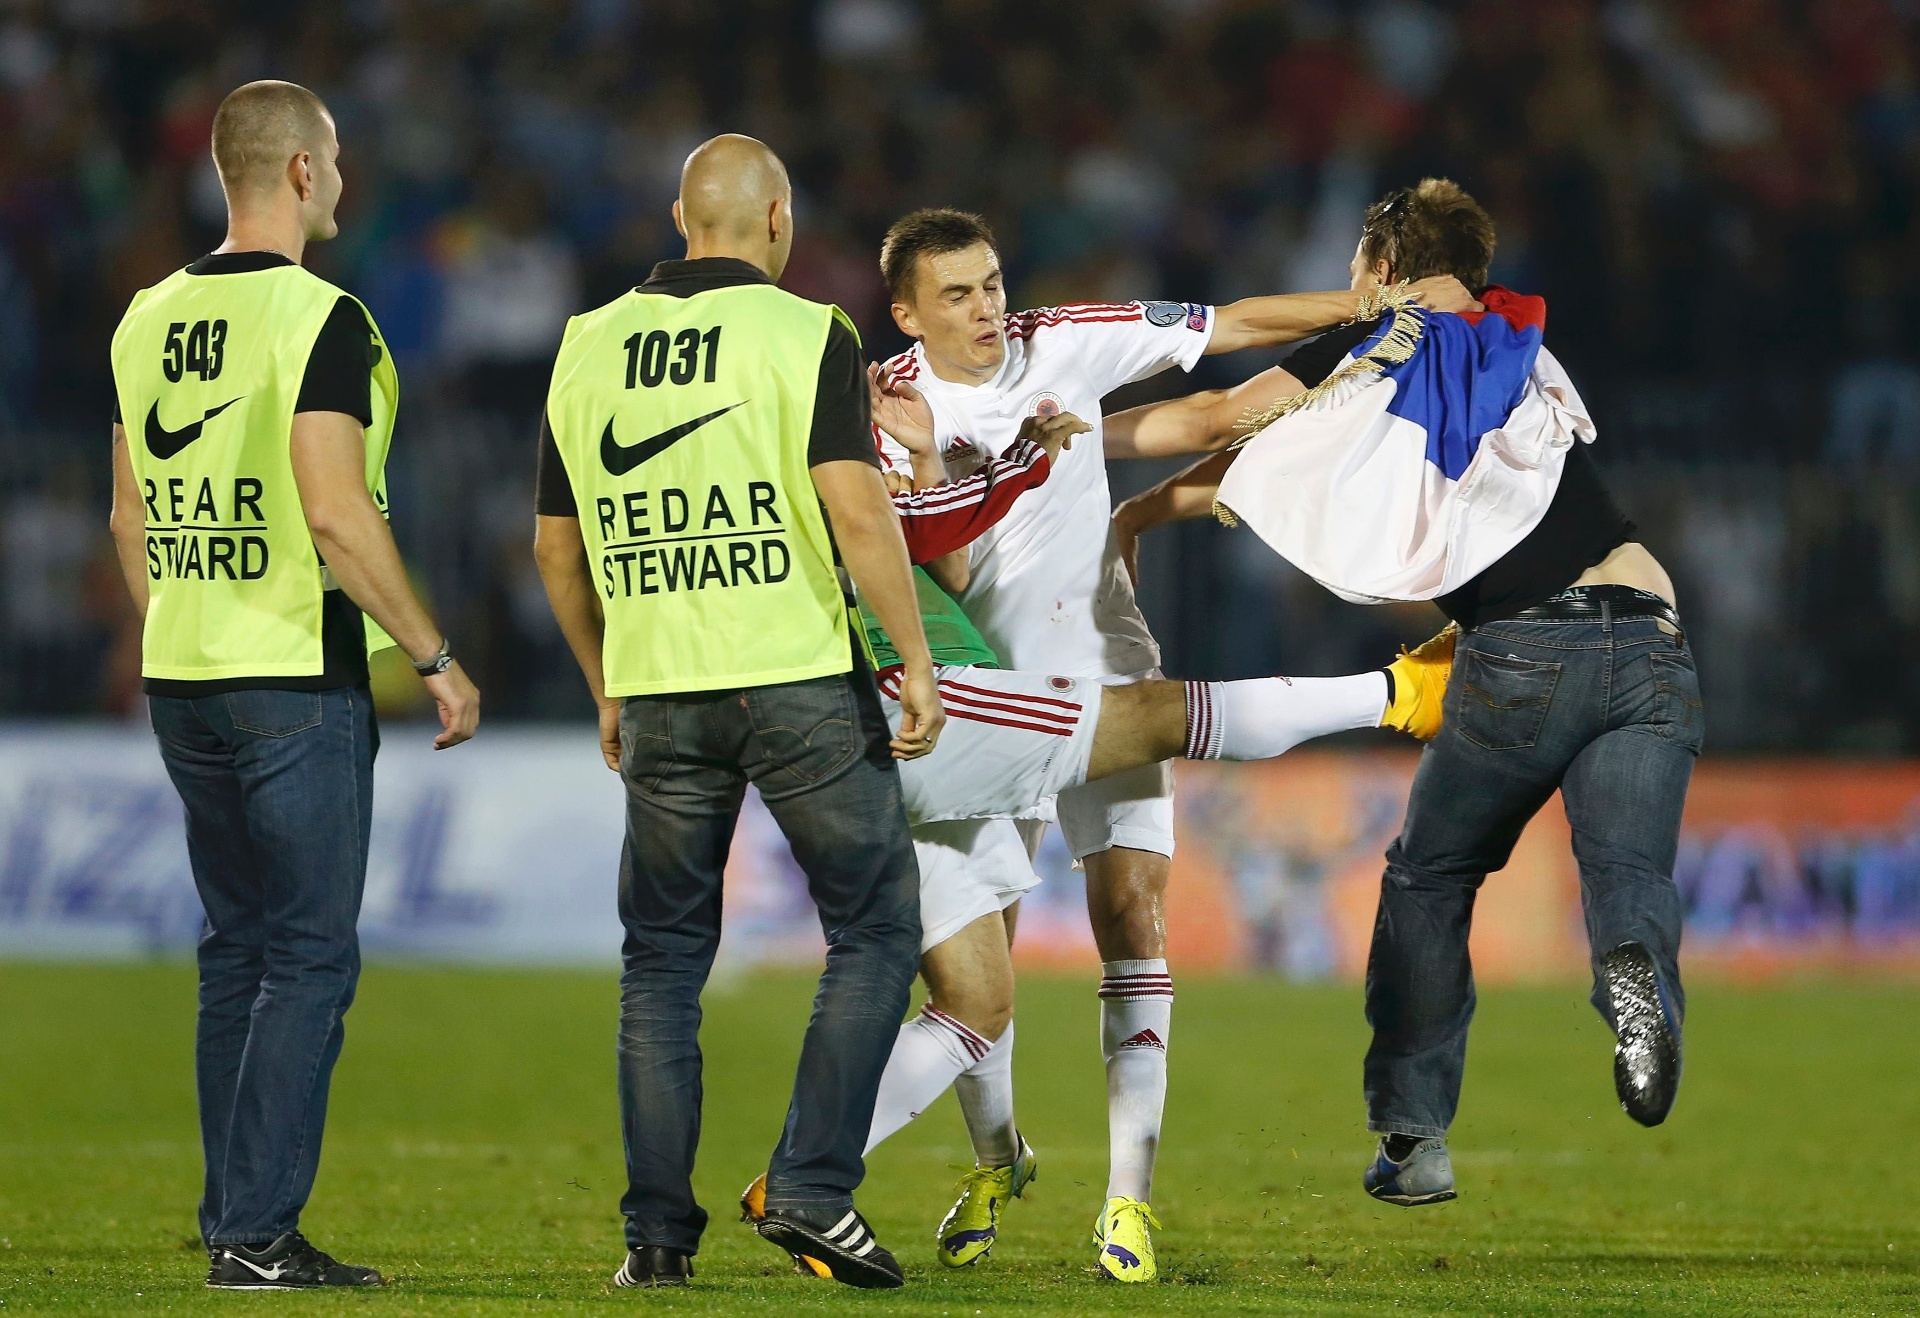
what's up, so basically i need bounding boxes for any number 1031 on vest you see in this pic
[624,326,722,389]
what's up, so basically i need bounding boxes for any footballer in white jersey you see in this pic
[867,207,1474,1283]
[875,298,1212,684]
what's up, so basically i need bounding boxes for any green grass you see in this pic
[0,965,1914,1315]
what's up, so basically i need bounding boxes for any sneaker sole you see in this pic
[756,1219,902,1290]
[1606,943,1681,1127]
[1366,1186,1458,1207]
[207,1283,307,1291]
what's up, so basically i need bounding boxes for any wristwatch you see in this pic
[412,639,454,676]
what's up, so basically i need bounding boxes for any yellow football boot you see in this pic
[935,1136,1037,1267]
[1381,623,1458,741]
[1092,1196,1161,1283]
[739,1173,832,1278]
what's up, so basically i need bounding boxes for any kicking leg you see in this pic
[1082,625,1456,782]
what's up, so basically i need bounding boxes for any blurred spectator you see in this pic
[0,0,1917,745]
[439,172,581,431]
[2,466,107,714]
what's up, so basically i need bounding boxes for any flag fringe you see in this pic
[1231,282,1429,440]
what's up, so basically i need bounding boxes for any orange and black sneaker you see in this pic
[740,1173,832,1278]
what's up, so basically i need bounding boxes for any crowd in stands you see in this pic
[3,0,1918,748]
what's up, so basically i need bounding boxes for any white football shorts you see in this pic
[1053,669,1175,861]
[876,665,1104,824]
[913,817,1037,953]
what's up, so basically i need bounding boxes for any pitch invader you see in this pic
[740,406,1456,1276]
[863,209,1472,1280]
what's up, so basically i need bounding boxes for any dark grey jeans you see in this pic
[148,684,377,1246]
[614,663,921,1255]
[1364,612,1705,1138]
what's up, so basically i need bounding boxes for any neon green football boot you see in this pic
[1092,1195,1161,1282]
[935,1136,1037,1267]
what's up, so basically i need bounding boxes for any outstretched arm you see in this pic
[1111,450,1236,585]
[1205,275,1475,356]
[1103,365,1308,460]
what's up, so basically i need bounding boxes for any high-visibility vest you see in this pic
[545,282,856,696]
[110,263,398,680]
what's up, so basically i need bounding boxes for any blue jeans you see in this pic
[615,666,921,1255]
[148,685,377,1246]
[1364,614,1705,1138]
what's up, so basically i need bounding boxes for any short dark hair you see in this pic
[1359,178,1496,289]
[211,80,332,193]
[880,208,998,302]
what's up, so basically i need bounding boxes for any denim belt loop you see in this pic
[1601,599,1612,635]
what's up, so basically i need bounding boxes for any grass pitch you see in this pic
[0,964,1913,1315]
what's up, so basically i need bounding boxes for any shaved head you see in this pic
[679,134,790,239]
[674,135,796,278]
[211,80,333,195]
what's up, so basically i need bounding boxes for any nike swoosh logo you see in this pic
[145,398,243,460]
[225,1254,289,1280]
[600,402,746,476]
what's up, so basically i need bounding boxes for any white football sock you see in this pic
[865,1004,991,1155]
[1184,673,1387,761]
[953,1020,1019,1166]
[1099,959,1173,1202]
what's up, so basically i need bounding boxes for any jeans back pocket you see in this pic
[223,689,324,738]
[743,676,859,797]
[1455,648,1562,751]
[1647,649,1706,754]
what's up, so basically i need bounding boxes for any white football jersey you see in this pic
[877,301,1214,677]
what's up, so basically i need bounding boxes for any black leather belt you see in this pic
[1505,584,1681,632]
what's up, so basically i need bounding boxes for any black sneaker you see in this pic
[613,1246,693,1287]
[756,1205,904,1289]
[1606,941,1682,1127]
[206,1232,383,1289]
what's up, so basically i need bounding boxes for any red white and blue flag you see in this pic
[1216,288,1594,604]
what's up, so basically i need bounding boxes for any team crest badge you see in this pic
[1027,392,1064,419]
[1048,676,1075,693]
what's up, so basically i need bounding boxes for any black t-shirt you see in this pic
[1278,317,1635,628]
[123,251,383,697]
[534,256,877,518]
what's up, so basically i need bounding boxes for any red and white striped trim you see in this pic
[881,351,921,385]
[877,667,1084,738]
[1005,303,1145,341]
[1098,972,1175,1000]
[1184,681,1223,760]
[919,1002,990,1062]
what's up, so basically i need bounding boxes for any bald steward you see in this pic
[211,80,334,196]
[673,134,796,280]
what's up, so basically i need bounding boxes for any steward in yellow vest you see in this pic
[531,133,938,1289]
[104,80,476,1291]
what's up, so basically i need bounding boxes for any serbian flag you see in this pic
[1214,288,1593,605]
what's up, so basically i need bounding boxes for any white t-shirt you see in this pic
[877,301,1214,677]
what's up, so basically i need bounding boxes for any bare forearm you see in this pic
[1209,290,1365,354]
[308,506,441,661]
[534,520,611,703]
[1105,367,1307,459]
[108,429,149,617]
[841,514,933,671]
[815,460,934,672]
[1116,450,1236,533]
[907,445,948,490]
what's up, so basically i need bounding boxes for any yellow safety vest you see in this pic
[545,282,855,696]
[110,263,398,680]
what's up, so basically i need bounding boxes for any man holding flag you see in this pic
[1110,178,1702,1209]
